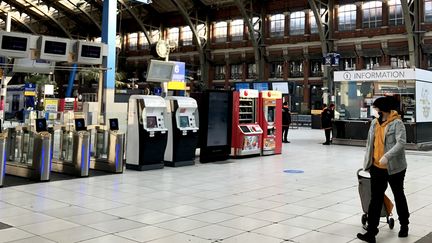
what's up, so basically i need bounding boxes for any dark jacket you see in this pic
[282,102,291,125]
[321,108,334,129]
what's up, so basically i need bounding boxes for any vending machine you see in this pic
[258,91,283,155]
[126,95,168,171]
[231,89,263,157]
[164,96,199,167]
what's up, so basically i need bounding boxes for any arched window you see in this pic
[338,4,357,31]
[214,21,227,42]
[270,14,285,37]
[128,33,138,50]
[310,9,325,34]
[290,11,305,35]
[168,28,179,46]
[182,26,193,46]
[388,0,403,26]
[362,1,383,28]
[231,19,244,41]
[425,0,432,22]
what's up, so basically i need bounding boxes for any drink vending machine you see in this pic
[164,96,199,167]
[126,95,168,171]
[258,91,283,155]
[231,89,263,157]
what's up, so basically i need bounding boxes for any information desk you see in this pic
[332,119,428,150]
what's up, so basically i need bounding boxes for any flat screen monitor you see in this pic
[2,35,27,51]
[253,82,269,91]
[0,31,31,58]
[235,83,250,91]
[75,118,87,131]
[45,41,67,55]
[179,116,189,128]
[271,82,289,94]
[81,45,101,58]
[146,60,175,82]
[36,119,48,133]
[206,92,229,147]
[146,116,157,129]
[109,118,119,131]
[76,41,103,65]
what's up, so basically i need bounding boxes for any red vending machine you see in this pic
[231,89,263,157]
[258,91,283,155]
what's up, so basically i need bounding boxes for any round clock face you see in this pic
[156,40,169,58]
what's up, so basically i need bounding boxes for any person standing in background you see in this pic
[321,103,335,145]
[282,96,291,143]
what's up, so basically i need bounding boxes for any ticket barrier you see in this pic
[91,119,125,173]
[50,119,90,177]
[4,120,51,182]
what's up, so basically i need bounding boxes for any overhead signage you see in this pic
[167,81,186,90]
[172,61,185,82]
[334,69,416,82]
[44,98,58,112]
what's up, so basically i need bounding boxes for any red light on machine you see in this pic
[243,90,248,96]
[267,91,272,98]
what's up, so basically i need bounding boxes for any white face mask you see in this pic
[372,108,380,118]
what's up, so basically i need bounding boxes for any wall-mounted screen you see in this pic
[272,82,289,94]
[76,41,103,65]
[39,36,71,62]
[235,82,250,91]
[179,116,189,128]
[146,116,157,128]
[45,41,67,55]
[0,31,31,58]
[146,60,175,82]
[75,118,87,131]
[253,82,269,91]
[240,126,250,133]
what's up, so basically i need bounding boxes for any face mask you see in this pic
[372,109,380,118]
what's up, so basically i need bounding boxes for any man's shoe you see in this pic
[322,142,330,145]
[286,141,291,143]
[398,225,408,238]
[357,232,376,243]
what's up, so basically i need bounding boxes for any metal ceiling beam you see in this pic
[65,0,101,31]
[0,9,37,33]
[401,0,419,67]
[20,0,72,38]
[171,0,208,82]
[118,0,152,44]
[83,0,103,11]
[234,0,263,80]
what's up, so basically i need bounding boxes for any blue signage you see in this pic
[24,83,36,91]
[172,61,185,82]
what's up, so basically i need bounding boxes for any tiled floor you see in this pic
[1,128,432,242]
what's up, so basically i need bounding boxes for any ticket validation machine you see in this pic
[164,97,199,167]
[5,119,51,181]
[91,119,125,173]
[126,95,168,171]
[51,119,90,177]
[258,91,283,155]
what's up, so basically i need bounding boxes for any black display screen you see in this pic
[2,36,27,51]
[75,118,87,131]
[81,45,101,58]
[206,92,229,147]
[146,116,157,129]
[44,40,67,55]
[240,126,250,133]
[36,119,47,133]
[109,118,119,131]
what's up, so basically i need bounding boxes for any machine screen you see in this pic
[75,118,86,131]
[240,126,250,133]
[36,119,48,132]
[146,116,157,129]
[267,107,275,123]
[253,82,269,91]
[109,118,119,131]
[179,116,189,128]
[206,92,229,147]
[235,83,250,91]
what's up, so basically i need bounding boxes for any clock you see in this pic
[155,40,169,58]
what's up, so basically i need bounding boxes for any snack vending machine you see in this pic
[258,91,283,155]
[231,89,263,157]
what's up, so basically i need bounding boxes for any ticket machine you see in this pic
[164,96,199,167]
[258,91,283,155]
[91,119,125,173]
[50,118,90,177]
[5,119,52,181]
[231,89,263,157]
[126,95,168,171]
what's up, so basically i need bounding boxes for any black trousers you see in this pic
[367,166,410,234]
[324,129,331,143]
[282,126,289,142]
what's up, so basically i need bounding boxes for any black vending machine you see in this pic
[192,90,233,163]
